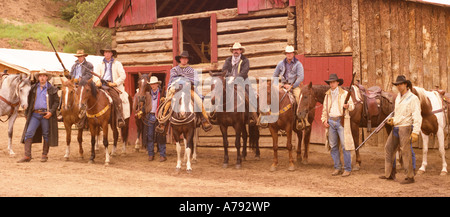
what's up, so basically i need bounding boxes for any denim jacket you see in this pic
[273,58,304,88]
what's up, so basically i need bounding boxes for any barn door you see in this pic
[297,55,353,144]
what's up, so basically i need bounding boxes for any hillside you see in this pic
[0,0,70,51]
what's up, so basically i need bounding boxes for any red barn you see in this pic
[95,0,449,148]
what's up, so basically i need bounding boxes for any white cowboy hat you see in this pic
[229,42,245,53]
[34,68,53,79]
[147,76,161,85]
[284,45,296,54]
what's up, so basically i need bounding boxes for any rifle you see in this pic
[47,36,69,76]
[78,60,123,95]
[341,71,356,125]
[355,111,394,151]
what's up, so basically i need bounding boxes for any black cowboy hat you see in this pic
[100,45,117,57]
[175,51,192,63]
[324,73,344,86]
[392,75,409,85]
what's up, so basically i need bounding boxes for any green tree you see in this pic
[63,0,111,55]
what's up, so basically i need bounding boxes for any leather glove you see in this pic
[95,80,102,87]
[160,97,165,102]
[386,117,394,126]
[108,82,117,87]
[410,133,419,143]
[73,78,79,83]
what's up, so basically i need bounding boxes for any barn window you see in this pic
[156,0,237,18]
[181,18,211,65]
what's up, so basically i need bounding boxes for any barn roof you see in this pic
[0,48,104,75]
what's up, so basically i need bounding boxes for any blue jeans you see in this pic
[146,113,166,157]
[24,112,49,142]
[328,117,352,172]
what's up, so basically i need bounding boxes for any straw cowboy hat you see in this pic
[324,73,344,86]
[34,68,53,79]
[100,45,117,57]
[175,50,192,63]
[147,76,161,85]
[74,49,88,57]
[284,45,297,54]
[229,42,245,53]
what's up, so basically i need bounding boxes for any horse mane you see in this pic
[79,78,98,98]
[412,86,429,105]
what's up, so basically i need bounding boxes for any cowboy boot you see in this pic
[17,138,32,163]
[115,104,125,128]
[41,140,50,162]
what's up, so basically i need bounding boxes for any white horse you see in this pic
[413,86,447,176]
[0,74,32,156]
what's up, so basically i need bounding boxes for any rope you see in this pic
[156,98,172,124]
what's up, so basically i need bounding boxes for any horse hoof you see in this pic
[235,164,242,169]
[88,160,94,164]
[255,156,260,161]
[417,170,425,175]
[187,169,192,174]
[440,171,447,176]
[288,166,295,171]
[353,165,360,171]
[104,162,109,166]
[270,166,277,172]
[223,163,228,168]
[64,157,69,161]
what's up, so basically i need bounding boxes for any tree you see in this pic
[63,0,111,55]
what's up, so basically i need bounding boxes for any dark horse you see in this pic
[77,78,124,165]
[209,71,256,169]
[132,72,151,151]
[298,82,394,170]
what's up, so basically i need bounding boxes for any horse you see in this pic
[264,81,298,171]
[0,73,31,156]
[411,86,447,175]
[298,82,395,170]
[77,78,120,165]
[209,71,250,169]
[60,79,85,160]
[165,79,197,173]
[132,72,151,152]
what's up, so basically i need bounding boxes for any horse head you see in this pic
[298,82,316,120]
[61,79,77,111]
[77,77,97,118]
[16,74,32,110]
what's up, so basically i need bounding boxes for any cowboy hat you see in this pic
[100,45,117,57]
[74,49,88,57]
[175,50,192,63]
[392,75,409,85]
[147,76,161,85]
[284,45,297,54]
[324,73,344,86]
[34,68,53,79]
[229,42,245,53]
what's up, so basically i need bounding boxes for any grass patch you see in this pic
[0,18,70,50]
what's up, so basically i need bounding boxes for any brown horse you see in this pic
[263,81,298,171]
[298,82,395,170]
[209,71,249,169]
[77,78,119,165]
[132,72,151,151]
[61,79,85,160]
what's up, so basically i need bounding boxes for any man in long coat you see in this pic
[18,69,59,162]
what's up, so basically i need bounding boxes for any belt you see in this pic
[34,109,47,114]
[329,116,342,121]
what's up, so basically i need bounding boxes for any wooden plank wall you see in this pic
[296,0,353,55]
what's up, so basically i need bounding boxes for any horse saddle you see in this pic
[365,86,382,116]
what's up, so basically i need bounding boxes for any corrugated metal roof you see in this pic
[0,48,104,75]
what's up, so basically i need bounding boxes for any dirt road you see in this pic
[0,118,449,197]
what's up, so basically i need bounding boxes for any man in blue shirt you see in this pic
[69,49,93,83]
[18,69,60,163]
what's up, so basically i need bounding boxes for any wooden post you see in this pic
[172,17,179,66]
[210,13,218,63]
[351,0,361,84]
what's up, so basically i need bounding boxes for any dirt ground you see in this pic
[0,117,449,197]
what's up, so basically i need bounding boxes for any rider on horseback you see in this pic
[156,51,213,133]
[267,45,304,128]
